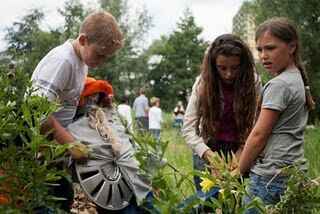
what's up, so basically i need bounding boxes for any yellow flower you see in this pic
[200,177,214,193]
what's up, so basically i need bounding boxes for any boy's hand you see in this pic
[68,140,92,163]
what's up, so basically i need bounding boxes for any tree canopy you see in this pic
[146,9,208,109]
[91,0,153,102]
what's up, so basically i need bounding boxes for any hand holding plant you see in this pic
[68,140,92,163]
[204,151,240,180]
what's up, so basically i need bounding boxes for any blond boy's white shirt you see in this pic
[31,40,88,127]
[182,74,262,158]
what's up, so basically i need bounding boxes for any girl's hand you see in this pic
[203,150,223,179]
[203,149,216,163]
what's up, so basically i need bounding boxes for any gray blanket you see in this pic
[67,108,151,209]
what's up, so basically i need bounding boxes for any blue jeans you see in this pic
[172,119,183,129]
[242,172,288,214]
[193,153,206,192]
[149,129,161,143]
[136,117,149,134]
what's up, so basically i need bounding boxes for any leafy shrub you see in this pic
[268,166,320,213]
[0,65,68,212]
[133,128,320,213]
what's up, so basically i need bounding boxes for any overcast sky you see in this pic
[0,0,245,51]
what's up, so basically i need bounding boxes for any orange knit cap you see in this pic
[78,77,113,107]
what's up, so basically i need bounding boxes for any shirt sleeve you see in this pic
[32,59,72,102]
[182,76,209,158]
[262,79,291,112]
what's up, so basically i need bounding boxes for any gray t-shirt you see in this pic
[252,68,308,177]
[133,95,149,117]
[31,40,88,127]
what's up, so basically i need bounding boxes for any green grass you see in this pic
[160,112,195,197]
[160,113,320,197]
[303,121,320,178]
[161,128,195,196]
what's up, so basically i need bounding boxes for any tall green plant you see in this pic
[4,9,46,74]
[132,131,265,213]
[268,166,320,213]
[132,132,197,213]
[133,121,320,213]
[0,65,68,212]
[4,9,66,74]
[91,0,152,97]
[58,0,86,40]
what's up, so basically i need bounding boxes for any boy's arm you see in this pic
[144,99,149,114]
[41,115,91,162]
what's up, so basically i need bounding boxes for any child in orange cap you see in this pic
[74,77,114,121]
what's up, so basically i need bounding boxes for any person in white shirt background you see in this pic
[148,97,164,143]
[117,95,133,131]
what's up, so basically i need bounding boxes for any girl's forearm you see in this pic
[239,109,280,174]
[239,134,266,173]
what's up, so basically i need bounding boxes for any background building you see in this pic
[232,1,258,60]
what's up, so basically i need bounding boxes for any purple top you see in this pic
[216,83,238,142]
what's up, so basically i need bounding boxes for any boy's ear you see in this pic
[79,34,88,46]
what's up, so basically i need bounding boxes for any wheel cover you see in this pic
[76,156,133,210]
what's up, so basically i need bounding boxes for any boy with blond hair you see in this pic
[31,10,123,212]
[148,97,164,143]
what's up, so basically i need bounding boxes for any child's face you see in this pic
[256,31,295,75]
[215,55,240,85]
[79,35,118,68]
[86,92,100,105]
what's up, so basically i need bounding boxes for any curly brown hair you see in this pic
[196,34,258,144]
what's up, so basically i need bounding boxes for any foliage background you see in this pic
[233,0,320,122]
[0,66,70,212]
[2,0,319,116]
[0,0,319,212]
